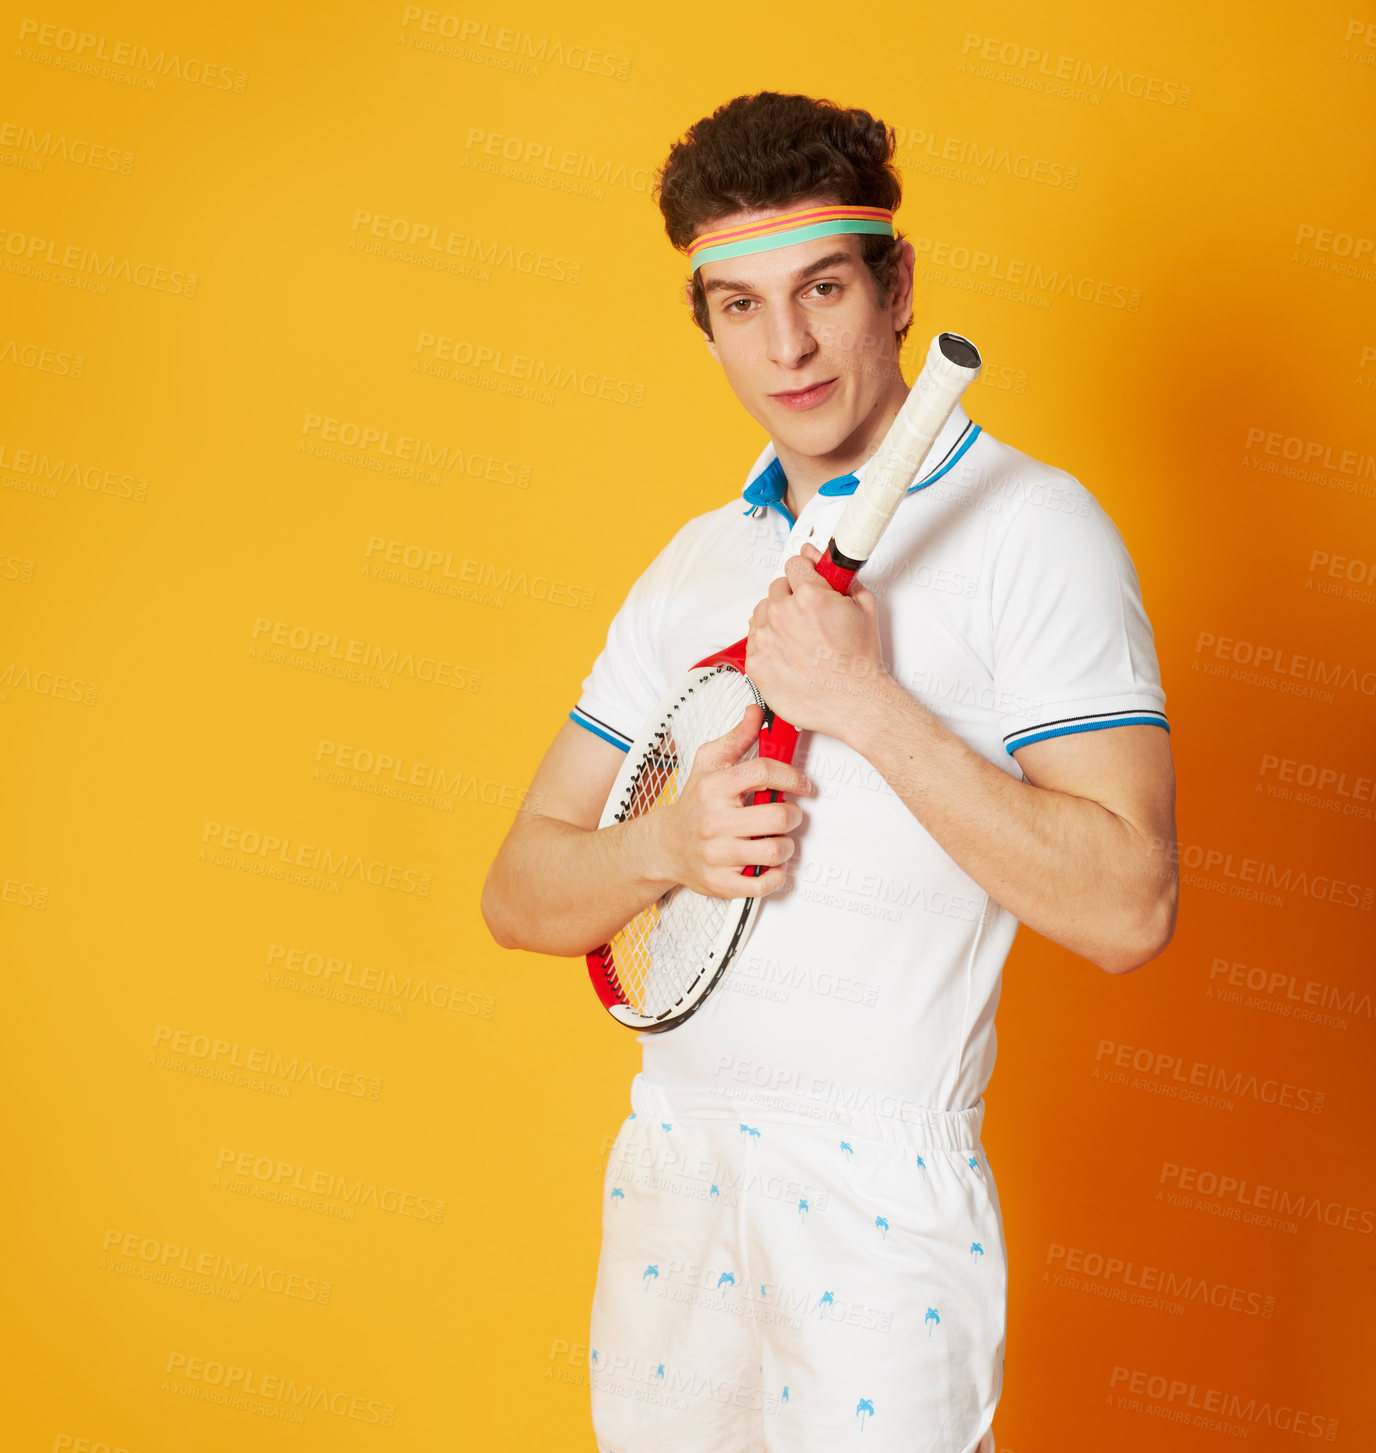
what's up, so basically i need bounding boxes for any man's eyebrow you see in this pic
[701,250,856,296]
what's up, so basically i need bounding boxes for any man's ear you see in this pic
[702,332,720,363]
[889,239,917,336]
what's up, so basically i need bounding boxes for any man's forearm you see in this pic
[844,673,1174,972]
[481,813,676,957]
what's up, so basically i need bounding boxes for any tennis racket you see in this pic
[587,332,983,1032]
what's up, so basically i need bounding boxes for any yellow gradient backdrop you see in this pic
[3,2,1374,1448]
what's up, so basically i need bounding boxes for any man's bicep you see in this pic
[519,719,627,833]
[1011,724,1175,846]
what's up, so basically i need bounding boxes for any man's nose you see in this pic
[765,304,818,369]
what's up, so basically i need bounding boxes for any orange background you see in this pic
[3,1,1374,1448]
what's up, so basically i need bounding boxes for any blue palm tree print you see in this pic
[968,1154,982,1175]
[970,1241,984,1260]
[738,1123,761,1141]
[661,1122,673,1132]
[654,1363,665,1380]
[915,1154,926,1177]
[875,1215,889,1239]
[840,1140,854,1160]
[610,1187,624,1206]
[817,1290,834,1317]
[642,1264,659,1291]
[798,1197,809,1224]
[856,1398,875,1431]
[782,1385,790,1405]
[925,1306,940,1337]
[709,1184,719,1200]
[716,1271,736,1296]
[591,1349,599,1367]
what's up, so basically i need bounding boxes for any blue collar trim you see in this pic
[912,421,981,492]
[741,456,795,527]
[741,423,982,525]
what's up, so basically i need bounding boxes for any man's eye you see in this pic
[726,298,753,313]
[812,282,837,296]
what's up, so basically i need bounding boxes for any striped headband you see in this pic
[688,205,895,273]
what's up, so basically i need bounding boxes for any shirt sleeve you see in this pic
[989,479,1168,756]
[569,532,682,753]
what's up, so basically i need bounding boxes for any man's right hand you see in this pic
[650,703,812,899]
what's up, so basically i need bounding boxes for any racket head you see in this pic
[587,660,767,1032]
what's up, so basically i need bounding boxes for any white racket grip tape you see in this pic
[831,332,982,564]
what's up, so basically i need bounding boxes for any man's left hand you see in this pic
[745,542,891,741]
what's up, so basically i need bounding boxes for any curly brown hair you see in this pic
[654,91,909,346]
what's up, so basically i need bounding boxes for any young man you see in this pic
[482,92,1176,1453]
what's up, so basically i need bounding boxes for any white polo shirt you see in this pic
[571,404,1168,1115]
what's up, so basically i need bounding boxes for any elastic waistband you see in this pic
[628,1073,984,1152]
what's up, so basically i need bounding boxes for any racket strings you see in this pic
[607,667,760,1016]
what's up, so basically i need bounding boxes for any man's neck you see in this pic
[775,380,912,519]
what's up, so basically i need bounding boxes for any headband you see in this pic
[688,205,895,273]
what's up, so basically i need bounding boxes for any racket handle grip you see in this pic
[741,716,801,876]
[758,715,800,766]
[812,545,858,596]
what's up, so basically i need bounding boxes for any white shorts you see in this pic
[589,1074,1006,1452]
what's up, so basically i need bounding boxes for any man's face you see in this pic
[691,199,914,466]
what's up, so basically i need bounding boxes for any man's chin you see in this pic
[768,414,855,462]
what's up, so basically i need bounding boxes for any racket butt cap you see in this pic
[938,332,981,369]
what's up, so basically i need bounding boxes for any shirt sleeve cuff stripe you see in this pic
[569,708,632,753]
[1004,713,1170,754]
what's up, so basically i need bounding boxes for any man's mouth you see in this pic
[770,377,838,411]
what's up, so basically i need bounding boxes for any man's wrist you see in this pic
[838,667,922,758]
[630,806,682,893]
